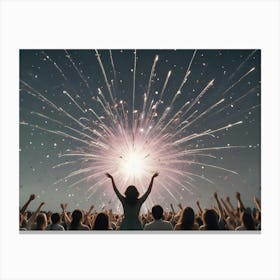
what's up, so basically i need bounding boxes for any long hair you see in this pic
[93,213,110,230]
[178,207,195,230]
[69,209,83,230]
[35,213,47,230]
[124,185,139,205]
[203,209,220,230]
[241,211,255,230]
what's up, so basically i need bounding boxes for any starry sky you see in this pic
[20,49,261,213]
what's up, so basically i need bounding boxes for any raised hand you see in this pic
[105,173,113,179]
[214,192,218,199]
[236,192,241,200]
[40,202,45,207]
[226,196,230,202]
[29,194,36,201]
[178,203,183,210]
[60,203,68,211]
[152,172,159,179]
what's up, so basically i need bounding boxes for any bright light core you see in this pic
[119,149,146,179]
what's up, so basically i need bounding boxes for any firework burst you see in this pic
[20,49,260,211]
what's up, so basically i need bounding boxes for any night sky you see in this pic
[20,49,261,213]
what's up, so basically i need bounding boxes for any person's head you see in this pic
[202,209,219,230]
[124,185,139,205]
[69,209,83,230]
[36,213,47,230]
[241,211,255,230]
[178,207,195,230]
[93,212,110,230]
[151,205,164,220]
[51,213,61,224]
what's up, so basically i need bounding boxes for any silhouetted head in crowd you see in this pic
[93,212,110,230]
[51,213,61,224]
[178,207,195,230]
[203,209,219,230]
[124,185,139,205]
[152,205,164,220]
[36,213,47,230]
[241,211,255,230]
[69,209,83,230]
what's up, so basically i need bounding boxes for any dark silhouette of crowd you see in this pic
[19,173,261,231]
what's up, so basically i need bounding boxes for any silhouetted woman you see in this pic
[201,209,220,230]
[236,211,256,230]
[174,207,199,230]
[34,213,48,230]
[92,212,111,230]
[106,172,159,230]
[69,209,90,230]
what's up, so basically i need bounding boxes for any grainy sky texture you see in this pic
[20,49,260,213]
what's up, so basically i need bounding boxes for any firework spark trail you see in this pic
[153,50,196,128]
[52,160,80,169]
[20,122,92,145]
[109,50,117,93]
[184,160,239,175]
[181,78,215,118]
[132,50,137,126]
[21,81,104,142]
[182,145,246,154]
[209,86,259,118]
[222,67,255,96]
[173,121,243,145]
[94,50,116,103]
[63,90,85,113]
[95,50,125,124]
[155,79,215,139]
[21,80,61,112]
[177,49,197,92]
[159,70,172,102]
[96,89,116,122]
[171,98,225,135]
[30,111,64,125]
[146,54,159,100]
[229,50,258,80]
[140,55,159,126]
[64,50,92,94]
[41,51,68,81]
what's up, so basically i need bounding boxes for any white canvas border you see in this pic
[0,0,279,279]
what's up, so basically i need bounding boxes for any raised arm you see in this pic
[213,192,224,219]
[20,194,36,215]
[139,172,159,203]
[26,202,45,229]
[60,203,71,226]
[236,192,245,212]
[221,198,236,220]
[253,196,261,212]
[196,201,203,216]
[105,173,125,202]
[225,196,236,214]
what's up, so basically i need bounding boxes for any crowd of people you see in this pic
[19,173,261,231]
